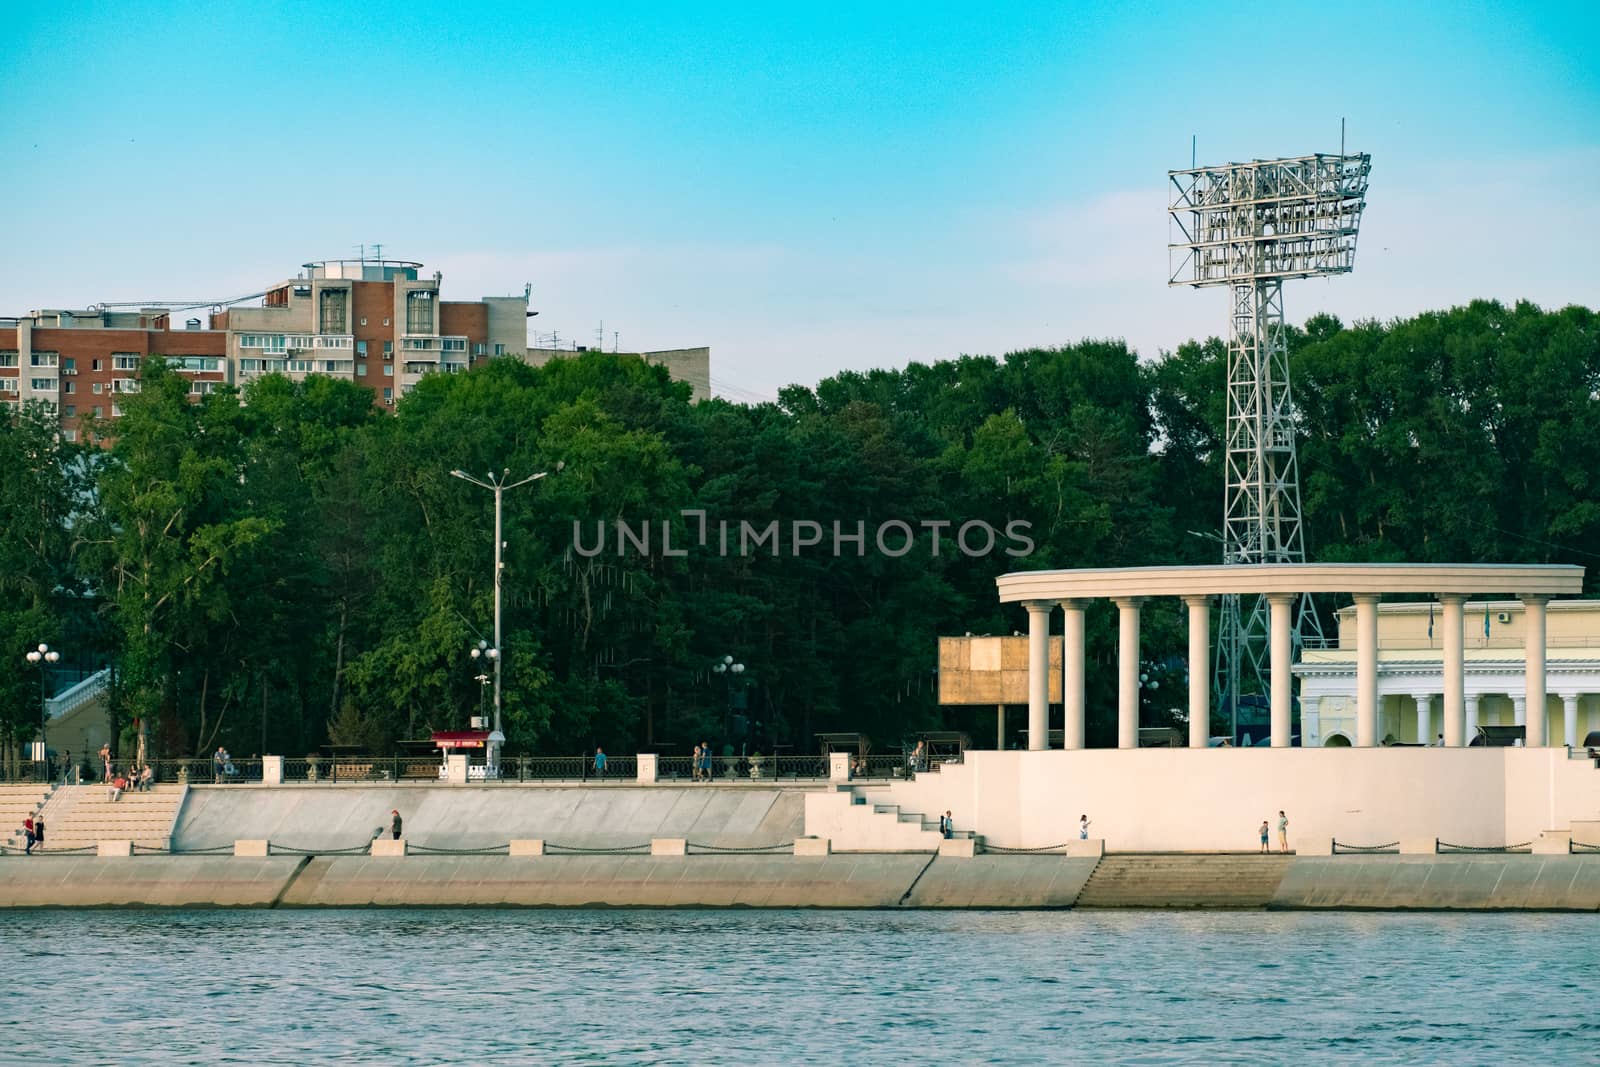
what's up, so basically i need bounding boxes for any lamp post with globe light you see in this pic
[469,640,496,727]
[24,643,60,774]
[712,655,745,742]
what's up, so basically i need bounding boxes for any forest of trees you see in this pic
[2,299,1596,759]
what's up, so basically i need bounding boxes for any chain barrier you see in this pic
[268,841,378,856]
[686,841,794,854]
[4,844,100,855]
[171,845,238,856]
[985,843,1073,854]
[544,842,651,855]
[1436,841,1533,853]
[406,844,511,856]
[1572,841,1600,853]
[130,844,170,855]
[1332,840,1400,854]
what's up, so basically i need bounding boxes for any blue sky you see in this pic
[4,1,1596,399]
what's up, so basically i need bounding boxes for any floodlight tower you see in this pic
[1168,149,1372,739]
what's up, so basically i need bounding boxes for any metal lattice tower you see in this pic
[1168,151,1372,739]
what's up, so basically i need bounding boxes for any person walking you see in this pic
[940,811,954,840]
[1259,820,1270,853]
[594,747,606,778]
[700,742,712,783]
[23,816,36,855]
[60,750,72,786]
[390,809,403,841]
[690,744,702,783]
[1079,814,1091,841]
[32,815,43,851]
[1277,810,1290,854]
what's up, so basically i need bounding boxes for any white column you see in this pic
[996,704,1006,750]
[1060,599,1087,750]
[1523,596,1548,747]
[1512,695,1525,727]
[1025,601,1052,752]
[1268,593,1294,747]
[1185,595,1210,749]
[1115,597,1143,750]
[1413,695,1432,747]
[1466,695,1481,745]
[1440,595,1466,747]
[1562,694,1580,749]
[1354,594,1380,748]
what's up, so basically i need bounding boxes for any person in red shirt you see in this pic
[23,816,36,855]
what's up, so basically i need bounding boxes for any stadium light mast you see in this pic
[1168,146,1372,741]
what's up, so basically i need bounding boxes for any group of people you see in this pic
[21,814,45,854]
[104,763,154,801]
[688,743,717,782]
[1258,811,1290,853]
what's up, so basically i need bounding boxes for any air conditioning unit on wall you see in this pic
[1497,612,1511,624]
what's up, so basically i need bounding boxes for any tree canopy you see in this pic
[3,298,1594,758]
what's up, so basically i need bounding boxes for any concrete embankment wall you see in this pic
[174,785,809,851]
[1272,855,1600,911]
[5,853,1600,909]
[0,854,1094,909]
[0,856,306,907]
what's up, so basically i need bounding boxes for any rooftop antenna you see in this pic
[1168,136,1372,743]
[372,242,383,261]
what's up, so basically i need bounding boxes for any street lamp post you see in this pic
[712,654,745,742]
[469,640,496,727]
[450,465,559,737]
[24,643,60,774]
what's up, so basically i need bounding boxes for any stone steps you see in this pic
[1075,854,1293,908]
[27,784,186,850]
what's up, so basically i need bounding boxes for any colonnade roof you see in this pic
[996,563,1585,604]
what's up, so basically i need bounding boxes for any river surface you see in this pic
[1,909,1592,1064]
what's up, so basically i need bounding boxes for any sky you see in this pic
[3,1,1596,401]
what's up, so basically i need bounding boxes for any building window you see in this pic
[441,337,466,352]
[356,340,367,356]
[319,289,348,334]
[383,317,390,327]
[494,343,506,356]
[113,353,141,371]
[92,382,103,395]
[0,351,17,368]
[189,381,217,395]
[31,351,59,367]
[113,378,140,393]
[111,403,122,417]
[65,405,76,416]
[382,387,393,400]
[382,341,393,356]
[93,406,103,418]
[30,378,56,391]
[0,380,16,394]
[92,358,101,371]
[383,364,393,377]
[64,381,75,394]
[405,290,434,335]
[62,428,77,442]
[62,357,75,371]
[356,363,367,377]
[359,317,367,327]
[172,356,220,371]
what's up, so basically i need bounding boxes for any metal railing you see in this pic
[282,756,441,784]
[143,758,264,785]
[494,755,636,782]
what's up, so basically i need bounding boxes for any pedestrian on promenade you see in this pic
[1259,820,1270,853]
[60,750,72,786]
[33,815,43,851]
[99,744,112,782]
[691,744,702,782]
[1277,811,1289,853]
[941,811,954,839]
[700,742,712,782]
[391,810,403,840]
[1079,814,1091,841]
[23,816,35,855]
[594,747,606,778]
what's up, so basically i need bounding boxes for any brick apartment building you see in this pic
[1,258,529,440]
[2,257,712,441]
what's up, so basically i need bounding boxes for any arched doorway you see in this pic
[1323,732,1352,747]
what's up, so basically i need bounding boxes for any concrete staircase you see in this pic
[804,783,976,852]
[0,783,55,850]
[1074,853,1294,908]
[34,784,187,852]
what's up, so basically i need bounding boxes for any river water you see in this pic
[1,909,1592,1064]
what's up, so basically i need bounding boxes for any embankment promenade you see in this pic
[4,779,1600,910]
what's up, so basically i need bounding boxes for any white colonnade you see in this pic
[998,564,1584,751]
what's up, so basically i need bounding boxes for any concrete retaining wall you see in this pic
[1272,855,1600,910]
[0,856,305,907]
[173,785,810,851]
